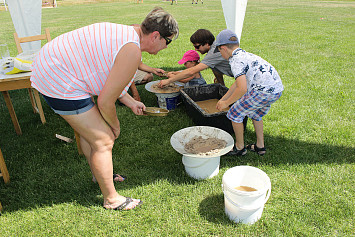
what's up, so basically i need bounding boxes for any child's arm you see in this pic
[179,76,195,83]
[165,71,193,83]
[178,72,200,83]
[216,75,247,111]
[159,63,208,87]
[138,62,166,76]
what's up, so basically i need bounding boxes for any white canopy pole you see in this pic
[3,0,8,11]
[221,0,248,43]
[7,0,42,52]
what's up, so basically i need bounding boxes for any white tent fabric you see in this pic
[221,0,248,43]
[8,0,42,52]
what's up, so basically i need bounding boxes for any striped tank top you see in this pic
[30,23,140,99]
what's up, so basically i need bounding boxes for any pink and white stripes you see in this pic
[30,23,140,99]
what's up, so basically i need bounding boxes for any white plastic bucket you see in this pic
[156,92,180,110]
[182,155,220,180]
[222,166,271,224]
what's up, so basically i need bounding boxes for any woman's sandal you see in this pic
[247,144,266,156]
[113,174,126,182]
[92,174,126,183]
[226,146,247,156]
[104,197,143,211]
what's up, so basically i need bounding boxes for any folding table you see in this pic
[0,72,45,135]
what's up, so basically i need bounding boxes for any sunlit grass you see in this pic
[0,0,354,236]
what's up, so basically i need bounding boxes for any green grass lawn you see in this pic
[0,0,354,236]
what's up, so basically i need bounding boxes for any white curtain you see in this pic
[221,0,248,43]
[7,0,42,52]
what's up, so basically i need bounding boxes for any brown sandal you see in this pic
[93,174,126,183]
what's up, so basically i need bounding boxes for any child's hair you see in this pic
[188,60,199,65]
[190,29,215,46]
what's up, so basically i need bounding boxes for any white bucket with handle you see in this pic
[222,166,271,224]
[182,155,220,179]
[156,92,180,110]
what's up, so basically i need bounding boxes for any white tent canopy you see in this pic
[7,0,42,52]
[221,0,248,43]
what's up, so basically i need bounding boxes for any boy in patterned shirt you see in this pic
[215,29,284,156]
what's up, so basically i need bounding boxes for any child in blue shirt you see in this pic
[215,29,284,156]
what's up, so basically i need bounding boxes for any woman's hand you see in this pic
[119,93,146,115]
[130,100,146,115]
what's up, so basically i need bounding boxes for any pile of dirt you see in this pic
[150,82,182,93]
[184,136,227,156]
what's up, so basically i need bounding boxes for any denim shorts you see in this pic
[42,95,95,115]
[185,78,207,87]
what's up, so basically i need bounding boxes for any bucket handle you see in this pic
[221,184,271,210]
[182,156,212,168]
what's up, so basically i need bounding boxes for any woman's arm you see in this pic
[118,93,146,115]
[97,43,141,138]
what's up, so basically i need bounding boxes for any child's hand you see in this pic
[216,100,228,111]
[152,68,166,77]
[158,79,169,88]
[167,71,178,77]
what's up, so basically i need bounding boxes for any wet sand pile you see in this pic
[151,82,182,93]
[184,136,227,156]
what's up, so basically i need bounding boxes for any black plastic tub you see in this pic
[180,84,247,134]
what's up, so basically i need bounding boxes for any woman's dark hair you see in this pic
[190,29,215,46]
[141,7,179,39]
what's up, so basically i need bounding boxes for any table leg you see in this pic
[74,130,83,155]
[32,89,46,124]
[28,88,37,113]
[1,91,22,135]
[0,149,10,184]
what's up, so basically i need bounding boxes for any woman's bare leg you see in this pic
[61,105,140,209]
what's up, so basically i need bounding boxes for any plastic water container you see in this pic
[182,155,220,180]
[222,166,271,224]
[156,92,180,110]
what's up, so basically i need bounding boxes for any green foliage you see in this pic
[0,0,354,236]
